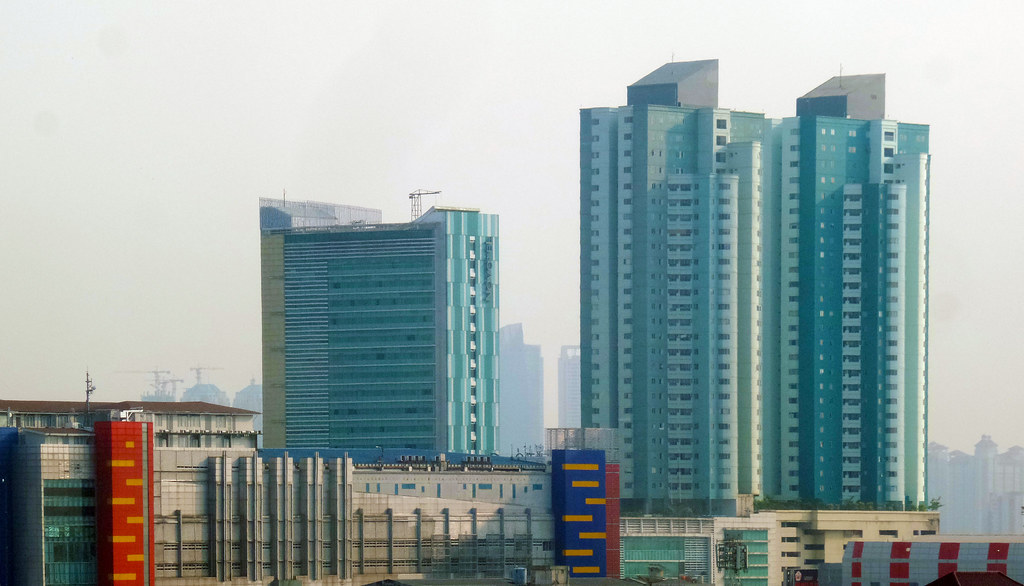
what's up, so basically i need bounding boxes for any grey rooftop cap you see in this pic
[628,59,719,108]
[798,73,885,120]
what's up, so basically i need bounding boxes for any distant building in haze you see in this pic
[180,381,230,407]
[558,345,581,428]
[234,378,263,445]
[498,323,544,454]
[929,436,1024,534]
[261,199,499,453]
[581,60,929,512]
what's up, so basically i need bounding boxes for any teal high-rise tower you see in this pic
[261,200,499,454]
[581,60,769,513]
[581,62,929,511]
[768,75,930,506]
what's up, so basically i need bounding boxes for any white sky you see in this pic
[2,1,1022,454]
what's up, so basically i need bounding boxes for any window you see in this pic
[716,119,727,129]
[716,135,727,146]
[884,131,895,141]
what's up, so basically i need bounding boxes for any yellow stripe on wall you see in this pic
[579,532,606,539]
[126,478,143,486]
[585,498,606,505]
[110,460,134,467]
[564,549,594,556]
[125,441,134,448]
[562,463,599,471]
[109,497,135,505]
[126,554,144,562]
[571,480,599,488]
[111,574,137,581]
[562,514,593,522]
[126,517,143,524]
[573,567,601,574]
[111,535,136,543]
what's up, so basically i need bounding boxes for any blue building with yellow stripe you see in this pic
[552,449,607,576]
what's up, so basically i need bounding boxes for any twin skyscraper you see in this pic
[261,60,930,514]
[581,60,928,512]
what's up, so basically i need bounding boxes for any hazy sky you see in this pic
[2,2,1022,453]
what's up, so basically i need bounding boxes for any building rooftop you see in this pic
[21,427,94,435]
[260,447,547,471]
[798,73,885,120]
[0,399,257,415]
[929,573,1024,586]
[627,59,719,108]
[259,197,383,231]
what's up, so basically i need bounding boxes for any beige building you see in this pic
[774,510,940,568]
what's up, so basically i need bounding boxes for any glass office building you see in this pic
[261,200,499,454]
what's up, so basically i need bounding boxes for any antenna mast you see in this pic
[409,189,441,221]
[85,370,96,415]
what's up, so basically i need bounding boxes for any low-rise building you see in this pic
[0,424,563,586]
[0,398,259,448]
[775,510,940,569]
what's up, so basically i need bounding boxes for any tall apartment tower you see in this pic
[766,75,930,506]
[581,60,768,513]
[581,61,929,511]
[261,199,499,454]
[558,345,582,428]
[498,323,545,454]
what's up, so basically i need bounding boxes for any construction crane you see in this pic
[115,369,177,401]
[409,189,440,221]
[189,365,223,386]
[164,377,184,400]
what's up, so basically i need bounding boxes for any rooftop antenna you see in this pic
[85,370,96,415]
[671,51,675,62]
[409,189,441,221]
[839,63,843,88]
[283,188,287,205]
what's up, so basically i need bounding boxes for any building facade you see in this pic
[498,324,545,455]
[558,345,582,429]
[771,77,930,506]
[581,60,769,512]
[1,425,555,586]
[261,200,499,454]
[774,509,938,570]
[0,407,950,586]
[619,515,780,586]
[580,60,930,510]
